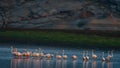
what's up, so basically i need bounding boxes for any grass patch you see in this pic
[0,31,120,47]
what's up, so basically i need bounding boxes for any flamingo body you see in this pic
[72,55,77,60]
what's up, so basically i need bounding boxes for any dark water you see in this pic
[0,44,120,68]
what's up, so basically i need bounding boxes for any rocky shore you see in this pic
[0,0,120,30]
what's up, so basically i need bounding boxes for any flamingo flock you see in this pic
[11,46,114,62]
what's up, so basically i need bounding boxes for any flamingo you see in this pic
[51,50,54,59]
[102,52,105,62]
[72,55,77,60]
[22,49,32,58]
[106,51,112,62]
[82,51,86,61]
[109,50,113,59]
[11,46,17,54]
[46,50,55,60]
[85,51,89,61]
[92,49,97,60]
[11,46,22,58]
[32,49,40,57]
[62,50,68,60]
[56,52,62,60]
[39,48,44,58]
[46,53,51,59]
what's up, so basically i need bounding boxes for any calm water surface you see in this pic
[0,44,120,68]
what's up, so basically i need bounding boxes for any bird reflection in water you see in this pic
[107,62,113,68]
[82,61,89,68]
[102,62,105,68]
[10,57,113,68]
[92,61,97,68]
[62,60,67,68]
[33,59,41,68]
[46,60,50,68]
[86,61,89,68]
[56,60,62,68]
[72,60,77,68]
[82,61,85,68]
[23,58,32,68]
[11,58,32,68]
[11,58,23,68]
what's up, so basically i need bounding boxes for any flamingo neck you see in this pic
[108,51,110,56]
[92,50,94,55]
[39,48,40,53]
[111,51,113,57]
[39,48,42,53]
[62,50,64,55]
[40,50,42,53]
[102,52,104,58]
[11,47,13,53]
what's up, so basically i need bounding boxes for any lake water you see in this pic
[0,44,120,68]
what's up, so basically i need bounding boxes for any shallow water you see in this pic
[0,44,120,68]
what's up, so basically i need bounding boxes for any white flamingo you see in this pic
[32,49,40,57]
[92,49,98,60]
[85,51,89,61]
[72,54,77,60]
[106,51,112,62]
[102,52,105,62]
[22,49,32,58]
[82,51,86,61]
[109,50,113,59]
[62,50,68,60]
[56,52,62,59]
[46,50,55,59]
[46,53,51,59]
[11,46,22,58]
[51,50,54,59]
[39,48,44,58]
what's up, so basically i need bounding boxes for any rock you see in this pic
[79,10,95,18]
[75,19,89,28]
[58,10,74,16]
[49,9,58,15]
